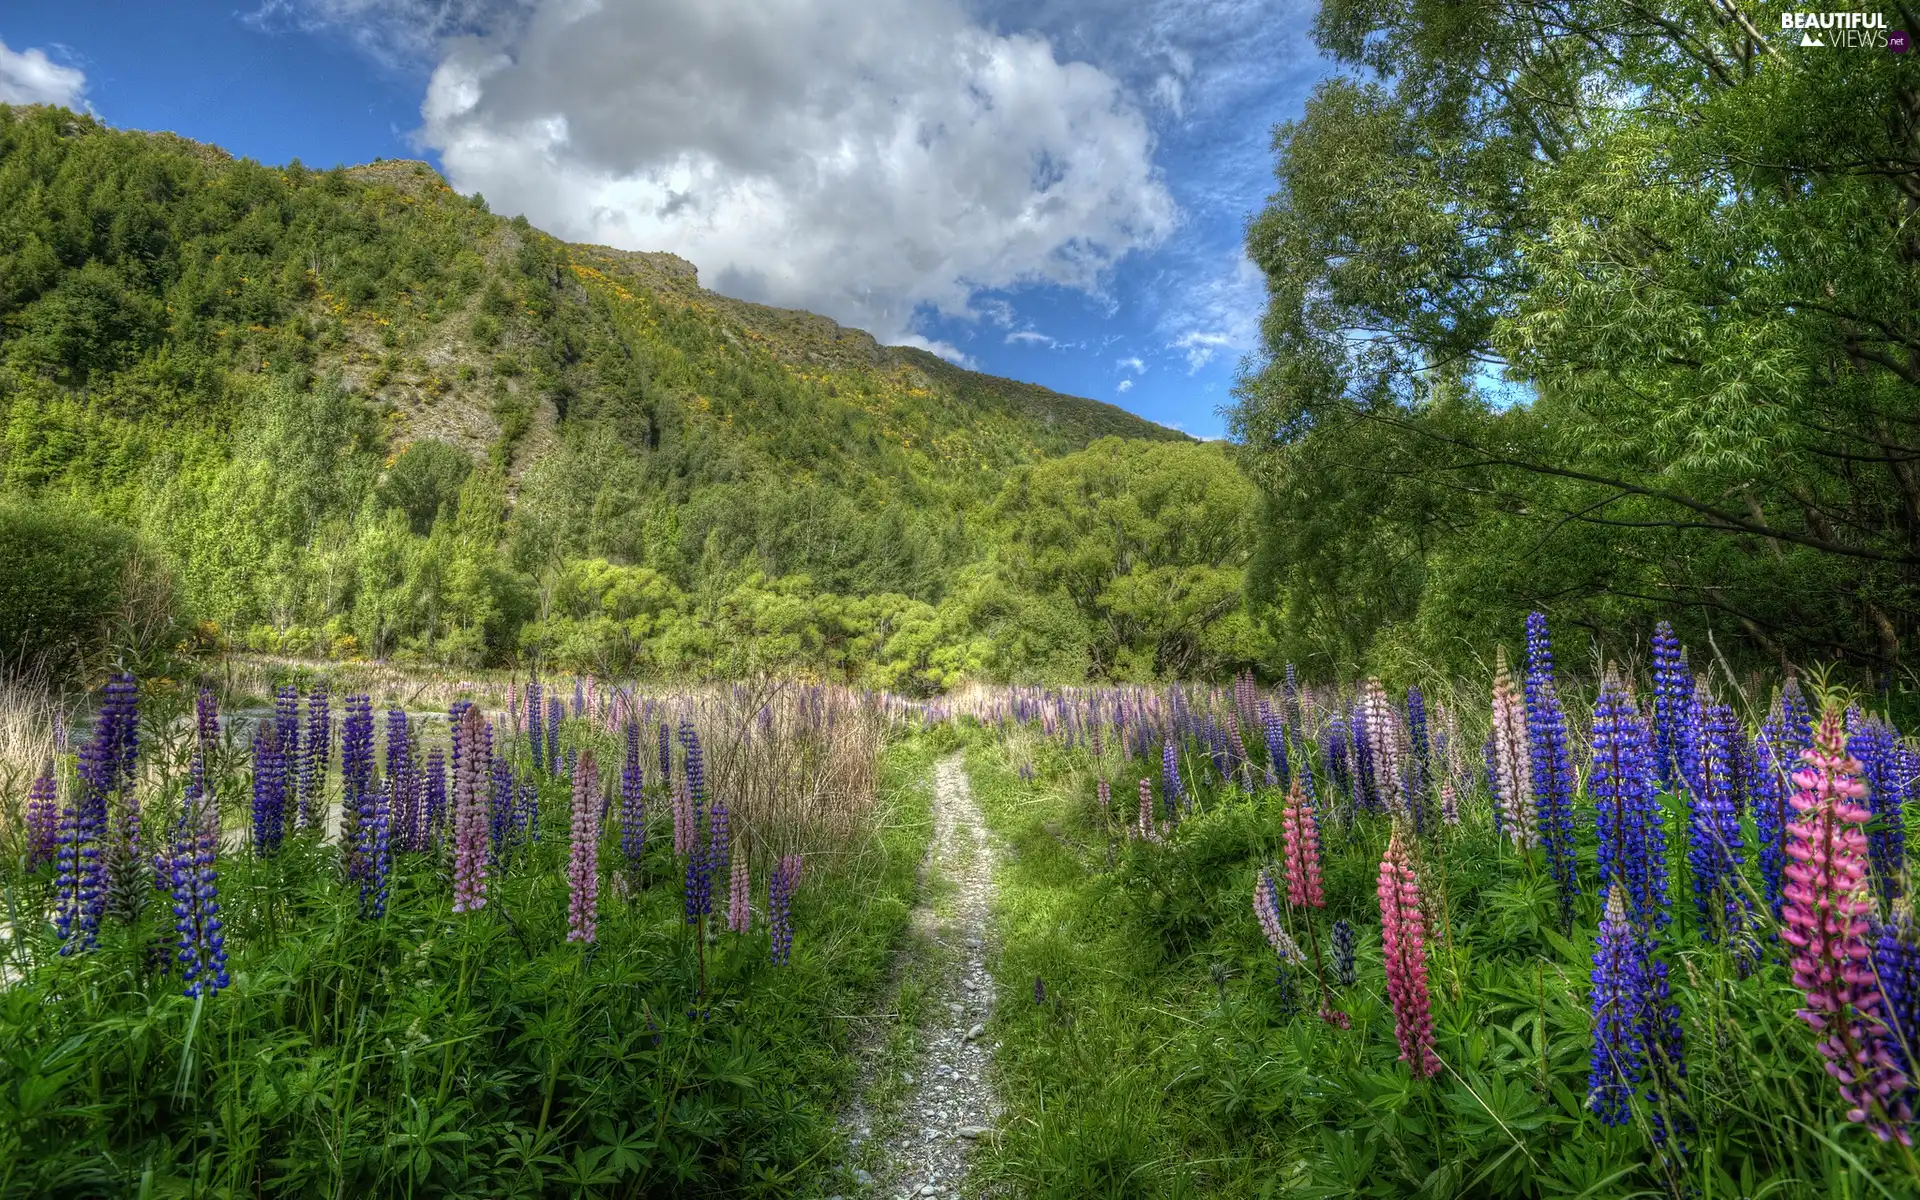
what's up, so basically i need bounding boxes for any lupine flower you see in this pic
[360,777,392,919]
[672,776,695,857]
[1378,829,1440,1078]
[1331,918,1357,987]
[682,720,706,814]
[1407,685,1431,830]
[546,697,563,775]
[527,682,544,770]
[518,776,539,844]
[1489,648,1536,849]
[425,745,448,846]
[728,848,751,933]
[1096,777,1111,822]
[274,685,301,785]
[252,719,289,856]
[568,750,600,943]
[1782,710,1914,1142]
[1682,686,1748,944]
[1161,742,1183,824]
[572,677,585,718]
[301,685,329,829]
[1588,887,1650,1125]
[1874,909,1920,1087]
[1283,663,1301,732]
[621,719,646,879]
[658,722,672,788]
[1350,700,1378,813]
[165,779,228,997]
[1137,777,1155,841]
[25,769,57,869]
[1847,716,1904,906]
[1651,622,1689,790]
[1440,783,1459,825]
[1359,679,1405,819]
[342,695,376,884]
[385,708,410,791]
[769,853,801,965]
[489,752,515,865]
[95,674,144,925]
[1253,868,1301,961]
[60,676,138,949]
[1281,779,1324,908]
[1590,673,1668,932]
[1755,694,1796,915]
[451,706,489,913]
[1260,699,1290,793]
[707,801,731,905]
[1523,613,1580,923]
[685,804,715,924]
[1324,715,1352,802]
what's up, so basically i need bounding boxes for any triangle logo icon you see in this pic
[1800,29,1824,46]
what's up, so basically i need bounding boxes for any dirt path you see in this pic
[841,752,1000,1199]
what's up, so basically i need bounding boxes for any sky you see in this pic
[1,1,1334,438]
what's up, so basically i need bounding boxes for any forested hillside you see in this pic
[0,104,1257,688]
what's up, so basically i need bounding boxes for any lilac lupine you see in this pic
[165,779,229,997]
[768,854,801,965]
[96,674,144,924]
[728,850,751,933]
[546,696,563,775]
[1489,648,1536,849]
[1683,686,1747,944]
[301,685,330,829]
[568,750,599,943]
[573,677,585,719]
[1650,621,1688,790]
[1590,674,1668,932]
[1524,613,1580,924]
[451,706,489,913]
[341,695,376,884]
[1848,716,1904,906]
[1161,742,1183,824]
[25,769,58,869]
[527,682,544,770]
[252,718,289,856]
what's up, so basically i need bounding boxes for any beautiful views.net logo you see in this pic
[1780,10,1905,49]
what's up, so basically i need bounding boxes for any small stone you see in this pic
[852,1169,873,1186]
[965,1024,985,1041]
[957,1125,990,1139]
[921,1187,940,1197]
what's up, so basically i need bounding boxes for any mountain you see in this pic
[0,105,1255,687]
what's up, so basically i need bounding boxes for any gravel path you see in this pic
[843,752,1000,1199]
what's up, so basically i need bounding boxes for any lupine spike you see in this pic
[1281,779,1324,909]
[1523,613,1580,924]
[568,750,600,943]
[451,706,489,913]
[1489,648,1536,849]
[1378,829,1440,1078]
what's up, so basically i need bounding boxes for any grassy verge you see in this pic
[0,732,936,1198]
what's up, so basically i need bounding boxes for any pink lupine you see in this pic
[451,707,489,913]
[1281,779,1324,909]
[567,750,599,943]
[1378,829,1440,1078]
[1782,709,1913,1142]
[1097,777,1111,823]
[728,848,751,933]
[1359,678,1405,817]
[1440,782,1459,826]
[1489,649,1537,849]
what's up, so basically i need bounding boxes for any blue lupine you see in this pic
[252,719,288,855]
[360,777,392,919]
[1874,912,1920,1086]
[1589,888,1651,1125]
[546,696,564,775]
[1524,613,1580,924]
[1350,701,1377,813]
[707,801,730,901]
[621,720,646,877]
[301,685,329,829]
[342,695,376,886]
[58,675,138,950]
[1325,716,1352,802]
[658,722,672,788]
[1779,676,1814,756]
[425,746,448,845]
[385,708,410,790]
[768,855,800,965]
[165,779,229,997]
[1591,675,1668,932]
[1682,688,1748,945]
[526,683,544,771]
[1848,716,1905,906]
[490,753,515,865]
[1259,699,1289,793]
[1753,701,1792,915]
[1161,741,1183,824]
[1331,917,1357,987]
[1483,729,1506,840]
[685,824,714,924]
[1650,622,1689,790]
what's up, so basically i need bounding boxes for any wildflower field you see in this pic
[5,610,1920,1197]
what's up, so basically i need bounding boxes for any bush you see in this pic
[0,502,157,677]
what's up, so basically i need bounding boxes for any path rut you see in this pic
[843,752,1000,1198]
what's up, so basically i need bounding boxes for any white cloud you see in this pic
[1116,378,1133,393]
[1006,330,1057,347]
[391,0,1177,351]
[894,333,977,369]
[1117,355,1147,374]
[0,38,86,108]
[1166,250,1265,370]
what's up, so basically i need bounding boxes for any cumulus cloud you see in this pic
[402,0,1178,357]
[1166,251,1265,369]
[1117,378,1133,393]
[1117,355,1146,374]
[0,38,86,108]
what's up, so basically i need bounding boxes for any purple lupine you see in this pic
[425,746,448,846]
[1590,674,1667,932]
[341,695,376,884]
[708,801,730,895]
[274,685,301,788]
[1683,686,1747,944]
[97,674,144,925]
[165,778,228,997]
[685,799,716,924]
[252,718,289,856]
[572,677,585,719]
[518,776,539,845]
[546,696,563,775]
[728,850,750,933]
[526,682,544,771]
[658,722,672,788]
[1875,912,1920,1089]
[1587,885,1688,1140]
[1350,699,1378,813]
[682,720,706,815]
[25,768,58,869]
[1260,699,1289,793]
[568,750,599,943]
[768,854,801,965]
[1650,621,1688,790]
[61,675,138,948]
[616,722,645,875]
[1848,716,1904,906]
[452,706,488,913]
[359,778,391,919]
[1407,685,1431,830]
[489,752,515,865]
[1161,742,1183,825]
[1330,917,1356,987]
[300,685,330,830]
[1524,613,1580,926]
[385,708,411,792]
[1282,663,1301,733]
[1325,715,1352,804]
[1755,695,1795,915]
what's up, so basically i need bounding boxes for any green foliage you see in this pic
[1235,3,1920,681]
[0,499,158,676]
[378,439,473,535]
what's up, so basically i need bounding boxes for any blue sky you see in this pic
[2,1,1333,438]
